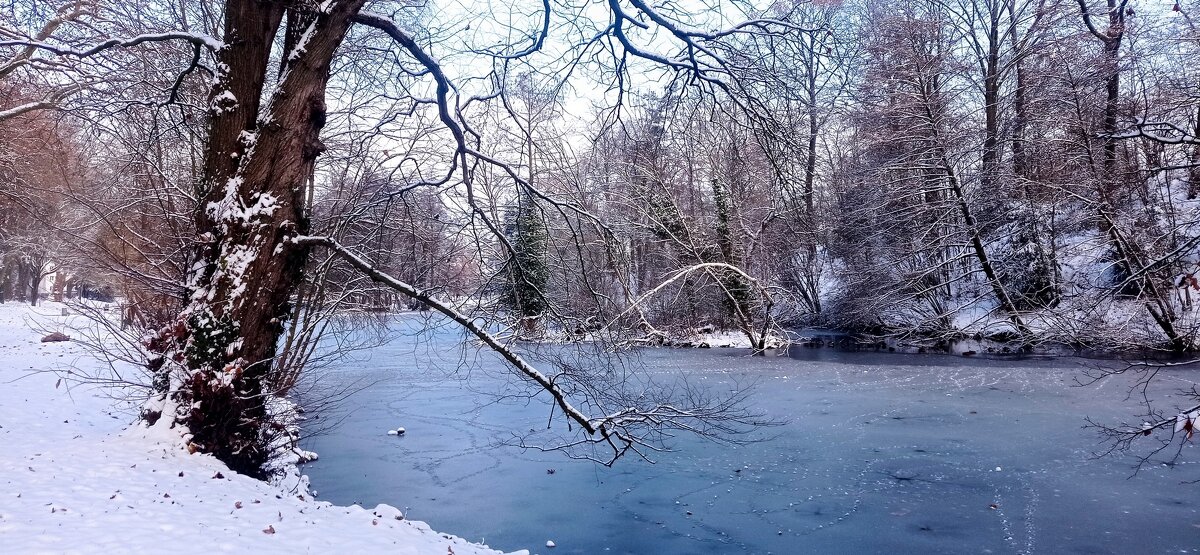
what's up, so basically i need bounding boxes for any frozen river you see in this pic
[301,315,1200,554]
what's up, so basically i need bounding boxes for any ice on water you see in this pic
[303,314,1200,554]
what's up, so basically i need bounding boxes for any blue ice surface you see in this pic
[300,314,1200,554]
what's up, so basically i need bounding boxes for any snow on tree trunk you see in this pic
[146,0,366,478]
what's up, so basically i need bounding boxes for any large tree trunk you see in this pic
[151,0,366,478]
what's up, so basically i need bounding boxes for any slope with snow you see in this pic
[0,302,522,554]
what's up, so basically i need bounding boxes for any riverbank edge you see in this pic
[0,300,526,555]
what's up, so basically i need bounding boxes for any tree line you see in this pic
[2,0,1198,475]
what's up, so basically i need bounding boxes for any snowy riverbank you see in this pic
[0,302,521,554]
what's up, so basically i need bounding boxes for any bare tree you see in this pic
[3,0,807,475]
[9,0,1200,476]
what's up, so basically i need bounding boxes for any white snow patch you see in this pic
[210,89,238,113]
[287,20,319,62]
[205,177,278,230]
[0,302,523,554]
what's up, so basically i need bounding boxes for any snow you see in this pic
[205,176,279,232]
[287,20,319,62]
[0,302,521,555]
[209,89,237,113]
[237,130,257,146]
[530,324,789,350]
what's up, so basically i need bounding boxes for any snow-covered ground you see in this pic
[0,302,521,554]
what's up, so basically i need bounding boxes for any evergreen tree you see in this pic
[711,178,753,327]
[500,188,549,329]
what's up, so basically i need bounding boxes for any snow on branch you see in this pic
[0,99,59,121]
[479,0,551,60]
[296,235,765,465]
[1110,118,1200,146]
[0,32,224,58]
[605,262,776,340]
[295,236,595,425]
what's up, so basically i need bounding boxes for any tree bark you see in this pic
[1077,0,1127,224]
[1010,5,1029,184]
[27,267,38,306]
[154,0,367,477]
[981,3,1002,194]
[1188,98,1200,199]
[52,270,65,302]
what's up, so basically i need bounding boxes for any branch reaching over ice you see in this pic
[296,236,596,428]
[605,262,780,350]
[1083,359,1200,476]
[296,235,768,464]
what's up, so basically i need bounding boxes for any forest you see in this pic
[2,0,1200,476]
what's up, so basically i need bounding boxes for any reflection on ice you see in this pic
[302,315,1200,554]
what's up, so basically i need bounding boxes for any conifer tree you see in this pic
[500,188,549,331]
